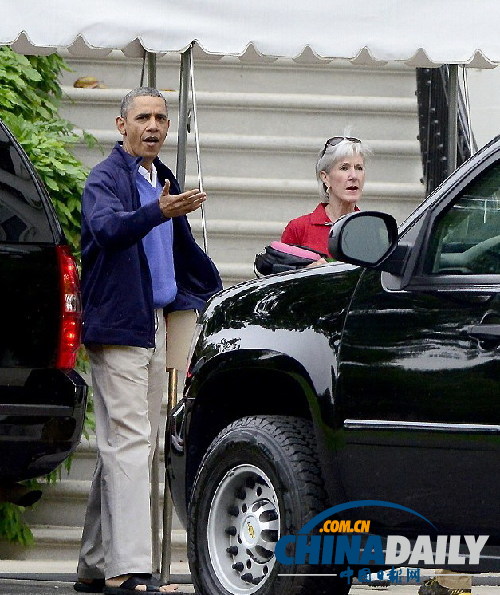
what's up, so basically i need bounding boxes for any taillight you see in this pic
[56,245,82,370]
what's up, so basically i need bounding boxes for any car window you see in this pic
[424,162,500,275]
[0,124,54,243]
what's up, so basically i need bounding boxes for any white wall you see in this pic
[466,68,500,150]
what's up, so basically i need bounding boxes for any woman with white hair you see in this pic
[281,135,370,257]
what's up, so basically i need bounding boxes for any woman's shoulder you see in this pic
[286,204,324,227]
[282,209,316,245]
[286,212,311,227]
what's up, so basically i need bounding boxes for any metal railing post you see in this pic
[160,368,178,583]
[151,434,161,573]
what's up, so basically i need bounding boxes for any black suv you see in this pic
[167,135,499,595]
[0,118,87,483]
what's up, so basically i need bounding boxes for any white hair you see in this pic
[315,137,371,202]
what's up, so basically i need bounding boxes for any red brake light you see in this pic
[56,245,82,370]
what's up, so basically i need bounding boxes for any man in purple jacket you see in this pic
[75,88,221,595]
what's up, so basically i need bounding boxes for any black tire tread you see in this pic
[187,415,350,595]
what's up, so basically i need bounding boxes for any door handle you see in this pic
[466,324,500,342]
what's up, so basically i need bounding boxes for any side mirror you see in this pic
[328,211,399,268]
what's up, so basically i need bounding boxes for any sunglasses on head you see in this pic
[321,136,361,156]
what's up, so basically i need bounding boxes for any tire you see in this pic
[187,415,351,595]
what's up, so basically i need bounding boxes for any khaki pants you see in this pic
[77,312,167,580]
[435,569,472,590]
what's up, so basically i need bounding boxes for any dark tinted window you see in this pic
[0,123,54,243]
[425,161,500,275]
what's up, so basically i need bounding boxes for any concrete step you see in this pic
[22,481,88,529]
[65,128,423,227]
[0,526,187,563]
[61,87,418,139]
[185,179,423,270]
[2,424,185,560]
[59,50,418,98]
[22,479,182,532]
[177,182,420,242]
[57,435,98,481]
[69,129,422,184]
[56,433,168,483]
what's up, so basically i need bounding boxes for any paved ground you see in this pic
[0,576,499,594]
[0,561,498,595]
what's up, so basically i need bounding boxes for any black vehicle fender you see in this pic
[183,348,322,498]
[177,262,365,511]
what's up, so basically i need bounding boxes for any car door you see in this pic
[335,157,500,541]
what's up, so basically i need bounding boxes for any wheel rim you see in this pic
[207,464,281,594]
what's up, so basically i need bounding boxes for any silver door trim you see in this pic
[344,419,500,433]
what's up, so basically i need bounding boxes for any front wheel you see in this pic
[187,415,350,595]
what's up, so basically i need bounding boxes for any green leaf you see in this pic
[0,503,34,545]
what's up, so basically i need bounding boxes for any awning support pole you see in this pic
[176,48,192,192]
[188,48,209,254]
[147,51,157,88]
[146,49,162,574]
[159,46,193,585]
[447,64,458,176]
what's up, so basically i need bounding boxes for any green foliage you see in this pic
[0,47,94,544]
[0,503,34,546]
[0,47,90,254]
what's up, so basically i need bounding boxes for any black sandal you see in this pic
[74,578,105,593]
[103,574,177,594]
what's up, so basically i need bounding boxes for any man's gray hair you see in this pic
[120,87,168,118]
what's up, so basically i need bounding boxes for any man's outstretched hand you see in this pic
[159,180,206,218]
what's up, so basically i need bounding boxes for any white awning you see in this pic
[1,0,499,67]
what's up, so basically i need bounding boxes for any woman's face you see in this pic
[320,154,365,206]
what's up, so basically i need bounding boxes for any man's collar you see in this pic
[138,163,158,187]
[115,141,142,167]
[115,141,163,173]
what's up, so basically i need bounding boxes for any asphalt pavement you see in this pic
[0,575,194,594]
[0,575,499,595]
